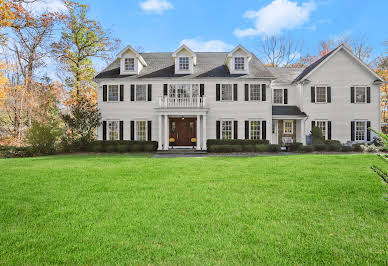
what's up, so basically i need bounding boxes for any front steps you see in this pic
[156,148,208,155]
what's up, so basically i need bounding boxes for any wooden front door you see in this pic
[169,118,197,146]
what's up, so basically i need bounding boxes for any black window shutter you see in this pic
[233,84,238,101]
[103,121,107,140]
[147,84,152,101]
[284,89,288,104]
[351,121,355,141]
[234,121,238,139]
[148,121,152,141]
[163,84,168,96]
[262,84,266,101]
[367,87,371,103]
[312,121,316,129]
[120,121,124,140]
[245,121,249,139]
[216,84,220,101]
[130,121,135,140]
[262,121,266,140]
[103,85,107,102]
[311,87,315,103]
[328,121,332,140]
[351,87,355,103]
[131,85,135,101]
[367,121,371,141]
[200,84,204,97]
[327,87,331,103]
[216,121,220,139]
[245,84,249,101]
[120,85,124,101]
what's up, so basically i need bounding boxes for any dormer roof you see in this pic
[117,45,148,67]
[225,44,252,65]
[172,44,197,65]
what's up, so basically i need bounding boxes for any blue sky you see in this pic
[34,0,387,66]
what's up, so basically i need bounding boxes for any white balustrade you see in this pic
[158,96,206,108]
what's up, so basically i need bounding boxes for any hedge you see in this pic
[86,141,158,153]
[207,139,269,146]
[0,146,35,158]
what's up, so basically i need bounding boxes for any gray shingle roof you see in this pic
[95,52,276,80]
[272,106,307,117]
[266,67,305,83]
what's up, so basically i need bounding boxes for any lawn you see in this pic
[0,154,387,264]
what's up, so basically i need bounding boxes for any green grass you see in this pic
[0,154,387,264]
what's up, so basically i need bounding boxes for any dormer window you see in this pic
[179,57,190,71]
[125,58,135,71]
[235,57,245,70]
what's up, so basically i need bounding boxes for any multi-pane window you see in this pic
[179,57,189,70]
[316,87,327,103]
[235,57,245,70]
[136,121,147,141]
[125,58,135,71]
[250,120,261,140]
[108,85,119,102]
[136,85,147,101]
[273,89,284,104]
[250,84,261,101]
[108,121,119,140]
[221,120,233,140]
[315,121,327,139]
[355,121,366,141]
[355,87,366,103]
[221,84,233,101]
[283,120,293,134]
[168,84,199,99]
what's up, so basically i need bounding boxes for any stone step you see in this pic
[157,149,208,155]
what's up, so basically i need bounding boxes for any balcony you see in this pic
[158,96,206,108]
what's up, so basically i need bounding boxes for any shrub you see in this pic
[360,144,382,153]
[208,145,243,153]
[255,144,269,152]
[207,139,269,146]
[352,144,362,152]
[311,127,325,144]
[85,141,158,153]
[327,144,341,152]
[301,145,313,152]
[313,144,327,152]
[105,145,117,153]
[144,144,155,152]
[117,144,128,153]
[26,121,62,155]
[341,146,353,152]
[268,144,281,152]
[288,142,303,152]
[0,146,35,158]
[325,140,341,146]
[243,145,256,152]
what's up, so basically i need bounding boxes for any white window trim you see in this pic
[283,120,294,134]
[354,85,367,104]
[134,120,148,141]
[167,84,200,99]
[124,58,135,71]
[314,120,328,140]
[354,119,368,142]
[178,56,190,71]
[221,84,234,102]
[249,119,262,140]
[107,85,120,102]
[107,120,120,141]
[220,119,234,140]
[248,84,261,102]
[273,88,285,105]
[234,57,245,71]
[315,85,329,104]
[135,84,148,102]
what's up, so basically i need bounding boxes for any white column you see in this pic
[301,119,306,145]
[197,115,201,150]
[203,115,207,150]
[158,115,162,150]
[164,115,169,150]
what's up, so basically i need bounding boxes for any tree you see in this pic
[259,35,303,67]
[374,55,388,122]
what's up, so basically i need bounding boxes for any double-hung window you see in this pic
[355,86,366,103]
[221,84,233,101]
[108,85,119,102]
[315,120,327,139]
[283,120,293,134]
[249,84,261,101]
[235,57,245,70]
[125,58,135,71]
[108,120,119,140]
[135,121,147,141]
[136,84,147,101]
[250,120,261,140]
[273,89,284,104]
[315,86,327,103]
[355,120,366,141]
[221,120,233,140]
[179,57,189,70]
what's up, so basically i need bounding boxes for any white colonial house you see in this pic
[95,43,385,150]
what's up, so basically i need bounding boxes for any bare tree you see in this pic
[259,35,303,67]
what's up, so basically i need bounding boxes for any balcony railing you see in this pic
[158,96,206,108]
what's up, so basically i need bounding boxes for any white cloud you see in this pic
[180,38,234,52]
[234,0,316,38]
[26,0,67,13]
[139,0,173,14]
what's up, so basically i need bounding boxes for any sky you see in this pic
[30,0,388,70]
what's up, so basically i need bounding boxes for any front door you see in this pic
[169,118,196,146]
